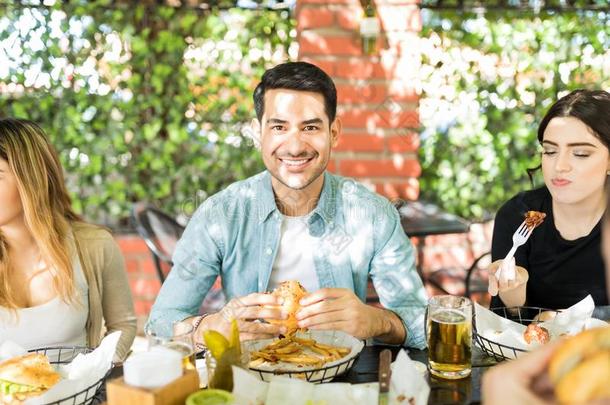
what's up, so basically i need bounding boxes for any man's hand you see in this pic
[296,288,405,343]
[198,292,285,342]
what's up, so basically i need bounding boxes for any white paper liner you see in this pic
[23,332,120,405]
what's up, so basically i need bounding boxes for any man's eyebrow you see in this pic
[301,118,324,125]
[266,118,288,125]
[542,140,598,148]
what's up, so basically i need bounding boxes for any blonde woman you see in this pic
[0,118,136,361]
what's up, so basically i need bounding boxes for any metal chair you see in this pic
[465,251,492,306]
[131,202,185,283]
[131,202,226,313]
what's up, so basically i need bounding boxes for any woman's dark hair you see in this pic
[537,89,610,147]
[528,89,610,183]
[253,61,337,125]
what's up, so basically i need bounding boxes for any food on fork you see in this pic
[524,210,546,230]
[548,326,610,404]
[0,353,60,404]
[249,333,351,369]
[267,281,308,335]
[523,323,550,345]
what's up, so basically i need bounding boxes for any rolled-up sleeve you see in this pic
[369,204,428,349]
[147,200,223,332]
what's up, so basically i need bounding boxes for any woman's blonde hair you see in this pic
[0,118,81,309]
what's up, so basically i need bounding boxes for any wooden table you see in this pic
[97,345,494,405]
[98,306,610,405]
[333,345,495,405]
[394,200,474,295]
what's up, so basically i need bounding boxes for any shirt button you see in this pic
[265,247,273,255]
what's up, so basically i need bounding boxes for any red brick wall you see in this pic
[297,0,422,200]
[116,235,161,333]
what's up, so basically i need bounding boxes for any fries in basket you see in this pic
[248,333,351,369]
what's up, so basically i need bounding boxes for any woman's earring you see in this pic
[607,170,610,176]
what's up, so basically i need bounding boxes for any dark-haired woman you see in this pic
[489,89,610,309]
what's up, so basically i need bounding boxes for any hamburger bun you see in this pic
[268,281,308,335]
[548,326,610,404]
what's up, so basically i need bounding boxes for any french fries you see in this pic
[248,333,351,368]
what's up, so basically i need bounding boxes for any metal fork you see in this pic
[496,220,534,282]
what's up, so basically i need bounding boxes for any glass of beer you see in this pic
[426,295,472,379]
[145,322,196,370]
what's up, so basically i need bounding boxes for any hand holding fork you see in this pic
[488,220,533,296]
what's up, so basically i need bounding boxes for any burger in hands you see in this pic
[267,281,308,335]
[0,353,60,404]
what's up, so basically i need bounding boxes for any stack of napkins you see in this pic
[232,349,429,405]
[389,350,429,405]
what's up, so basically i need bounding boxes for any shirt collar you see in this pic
[255,171,338,225]
[256,171,278,223]
[311,171,337,225]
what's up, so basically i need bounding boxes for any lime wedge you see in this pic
[186,389,233,405]
[229,319,241,357]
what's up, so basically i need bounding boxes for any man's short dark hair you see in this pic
[253,62,337,124]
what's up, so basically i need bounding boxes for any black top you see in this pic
[491,186,608,309]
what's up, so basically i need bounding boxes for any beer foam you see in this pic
[430,309,467,324]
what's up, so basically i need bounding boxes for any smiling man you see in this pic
[147,62,428,349]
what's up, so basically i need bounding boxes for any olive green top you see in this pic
[73,222,136,361]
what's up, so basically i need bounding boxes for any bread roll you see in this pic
[523,324,550,344]
[548,326,610,404]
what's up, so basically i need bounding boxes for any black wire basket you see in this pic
[473,306,557,361]
[244,330,365,384]
[27,346,111,405]
[249,351,362,384]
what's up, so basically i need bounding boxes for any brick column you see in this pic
[116,235,161,333]
[297,0,422,200]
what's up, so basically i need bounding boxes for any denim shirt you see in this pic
[148,171,428,349]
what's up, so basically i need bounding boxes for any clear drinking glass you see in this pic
[145,321,196,370]
[204,345,249,391]
[426,295,472,379]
